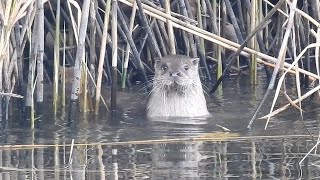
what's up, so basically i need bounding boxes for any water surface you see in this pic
[1,74,319,179]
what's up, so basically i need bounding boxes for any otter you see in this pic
[147,55,210,117]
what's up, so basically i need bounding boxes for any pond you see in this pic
[1,73,320,179]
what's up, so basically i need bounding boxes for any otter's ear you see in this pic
[154,57,161,68]
[192,58,200,66]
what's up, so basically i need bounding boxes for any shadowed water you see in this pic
[1,73,320,179]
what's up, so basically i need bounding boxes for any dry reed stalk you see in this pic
[0,135,311,150]
[314,29,320,85]
[111,0,118,113]
[302,3,311,88]
[224,0,244,43]
[264,0,298,129]
[81,56,88,112]
[153,20,168,56]
[36,0,44,117]
[291,18,303,120]
[165,0,176,54]
[120,0,320,82]
[156,19,170,50]
[196,0,205,61]
[95,0,111,114]
[66,0,80,42]
[177,0,196,57]
[246,1,271,80]
[184,0,211,80]
[136,0,161,58]
[260,43,320,119]
[201,0,207,32]
[204,0,218,60]
[95,19,112,81]
[210,0,285,93]
[14,24,24,91]
[88,0,97,101]
[121,0,137,90]
[53,0,60,113]
[69,0,91,120]
[216,0,223,79]
[62,24,66,107]
[137,20,152,55]
[0,93,23,98]
[26,6,38,122]
[260,84,320,119]
[117,7,149,85]
[249,0,257,84]
[0,1,35,119]
[44,17,74,65]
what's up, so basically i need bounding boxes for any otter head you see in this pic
[153,55,200,93]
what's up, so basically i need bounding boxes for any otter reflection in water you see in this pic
[147,55,209,117]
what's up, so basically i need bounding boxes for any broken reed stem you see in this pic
[260,80,320,119]
[264,0,298,129]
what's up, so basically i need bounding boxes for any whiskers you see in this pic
[200,82,210,96]
[139,79,153,93]
[146,81,163,99]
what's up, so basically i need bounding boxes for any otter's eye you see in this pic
[161,64,168,71]
[184,65,189,71]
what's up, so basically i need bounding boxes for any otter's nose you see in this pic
[170,72,181,77]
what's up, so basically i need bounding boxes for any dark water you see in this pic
[1,74,320,179]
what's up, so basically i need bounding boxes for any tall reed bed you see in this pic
[0,0,320,127]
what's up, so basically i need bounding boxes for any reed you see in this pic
[53,0,60,113]
[25,7,37,122]
[111,0,118,113]
[249,0,257,84]
[165,0,176,54]
[95,0,111,114]
[62,23,66,107]
[121,0,137,90]
[69,0,91,120]
[36,0,44,117]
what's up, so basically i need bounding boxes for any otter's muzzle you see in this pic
[169,71,181,77]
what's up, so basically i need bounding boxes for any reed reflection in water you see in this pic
[0,136,317,179]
